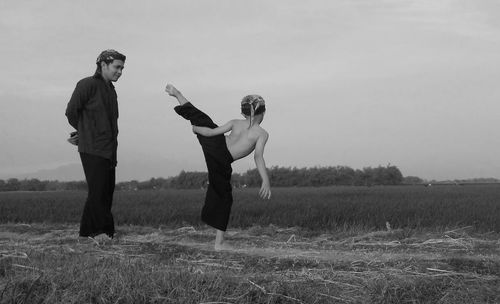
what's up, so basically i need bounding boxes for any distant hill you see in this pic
[14,163,85,181]
[2,158,202,182]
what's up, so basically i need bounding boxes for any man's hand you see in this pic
[165,84,179,96]
[259,181,271,200]
[67,132,78,146]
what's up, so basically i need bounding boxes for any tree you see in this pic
[5,178,21,191]
[403,176,424,185]
[20,179,46,191]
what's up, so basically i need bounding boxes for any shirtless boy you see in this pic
[165,84,271,250]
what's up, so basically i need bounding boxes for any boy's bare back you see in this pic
[225,119,268,161]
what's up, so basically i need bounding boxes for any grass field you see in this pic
[1,185,499,232]
[0,186,499,303]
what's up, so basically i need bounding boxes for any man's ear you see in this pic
[100,61,107,70]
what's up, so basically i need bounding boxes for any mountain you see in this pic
[13,163,85,181]
[3,158,204,182]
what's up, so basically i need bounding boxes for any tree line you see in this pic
[0,165,408,191]
[0,179,87,191]
[1,166,497,191]
[104,165,406,190]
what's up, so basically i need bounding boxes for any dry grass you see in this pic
[1,223,499,303]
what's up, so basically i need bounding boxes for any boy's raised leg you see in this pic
[165,84,218,128]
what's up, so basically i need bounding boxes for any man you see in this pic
[65,49,126,243]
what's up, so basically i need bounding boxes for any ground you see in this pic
[0,223,499,303]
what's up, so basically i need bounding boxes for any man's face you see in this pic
[101,60,125,82]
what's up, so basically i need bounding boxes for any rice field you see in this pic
[0,185,499,232]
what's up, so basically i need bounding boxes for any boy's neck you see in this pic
[246,115,263,126]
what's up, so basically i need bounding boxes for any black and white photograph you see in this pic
[0,1,499,303]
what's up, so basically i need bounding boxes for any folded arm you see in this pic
[193,120,234,137]
[65,81,91,130]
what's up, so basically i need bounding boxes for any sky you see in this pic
[0,0,499,181]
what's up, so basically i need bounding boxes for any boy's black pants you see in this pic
[174,102,234,231]
[79,152,115,238]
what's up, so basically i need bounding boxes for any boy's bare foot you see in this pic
[165,83,189,105]
[214,242,235,251]
[87,234,113,246]
[77,236,97,245]
[165,84,177,96]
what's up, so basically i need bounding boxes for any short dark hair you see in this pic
[95,49,126,73]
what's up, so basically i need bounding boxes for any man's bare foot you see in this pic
[214,242,235,251]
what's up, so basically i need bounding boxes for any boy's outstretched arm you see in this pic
[254,132,271,199]
[193,121,234,137]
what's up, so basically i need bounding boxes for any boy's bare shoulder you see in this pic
[254,125,269,138]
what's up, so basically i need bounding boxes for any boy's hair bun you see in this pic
[241,95,266,128]
[241,95,266,116]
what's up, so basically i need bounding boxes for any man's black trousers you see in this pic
[79,152,115,238]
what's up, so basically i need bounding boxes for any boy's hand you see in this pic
[259,182,271,200]
[165,84,178,96]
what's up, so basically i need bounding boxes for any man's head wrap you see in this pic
[241,95,266,128]
[96,49,126,65]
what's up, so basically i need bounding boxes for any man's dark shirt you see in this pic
[65,73,119,165]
